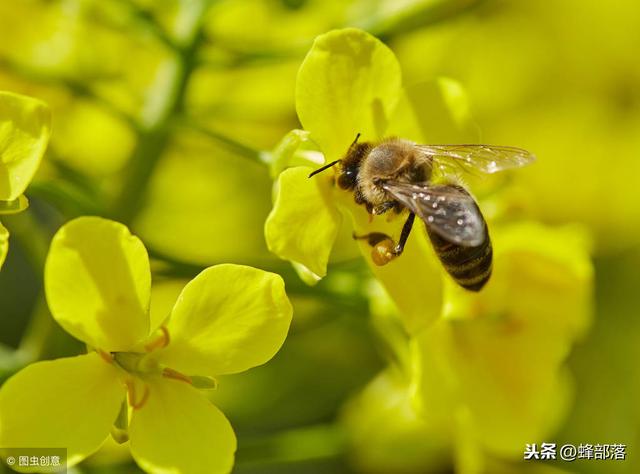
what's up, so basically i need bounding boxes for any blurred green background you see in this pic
[1,1,639,473]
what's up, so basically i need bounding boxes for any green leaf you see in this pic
[296,28,402,161]
[265,166,342,278]
[0,91,51,201]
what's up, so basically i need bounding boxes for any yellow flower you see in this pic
[264,28,479,333]
[341,368,452,474]
[0,216,293,474]
[0,90,51,269]
[0,222,7,269]
[341,222,593,472]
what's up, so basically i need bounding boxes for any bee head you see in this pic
[338,141,370,190]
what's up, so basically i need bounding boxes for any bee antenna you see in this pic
[351,133,361,146]
[308,160,341,178]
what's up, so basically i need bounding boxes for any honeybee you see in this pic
[309,135,535,291]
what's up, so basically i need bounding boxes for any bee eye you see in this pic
[338,169,357,189]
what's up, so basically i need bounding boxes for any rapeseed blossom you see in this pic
[0,91,51,269]
[265,28,594,471]
[412,222,593,468]
[265,28,450,334]
[343,223,593,472]
[0,216,293,474]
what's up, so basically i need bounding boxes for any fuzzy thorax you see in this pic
[356,138,430,209]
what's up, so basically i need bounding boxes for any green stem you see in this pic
[2,211,57,362]
[110,0,210,223]
[28,181,105,217]
[2,211,49,274]
[110,124,172,222]
[16,297,55,363]
[108,0,179,52]
[181,118,269,165]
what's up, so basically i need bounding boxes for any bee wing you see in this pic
[382,181,486,246]
[416,144,535,175]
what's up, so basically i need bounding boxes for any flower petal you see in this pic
[414,316,573,459]
[0,353,125,468]
[156,264,292,376]
[0,221,7,269]
[296,28,401,161]
[129,378,236,474]
[45,216,151,351]
[0,91,51,201]
[267,129,319,179]
[265,166,341,278]
[341,369,451,474]
[390,78,477,143]
[334,189,444,334]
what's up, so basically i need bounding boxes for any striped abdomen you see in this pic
[426,225,493,291]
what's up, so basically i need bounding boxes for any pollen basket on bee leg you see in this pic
[371,239,397,266]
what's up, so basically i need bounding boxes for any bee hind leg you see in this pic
[394,212,415,256]
[352,212,415,266]
[353,231,395,265]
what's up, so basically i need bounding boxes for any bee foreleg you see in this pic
[372,201,396,215]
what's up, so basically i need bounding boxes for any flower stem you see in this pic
[2,211,68,364]
[181,118,270,166]
[110,0,210,224]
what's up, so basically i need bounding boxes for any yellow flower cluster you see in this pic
[0,9,599,471]
[265,28,594,471]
